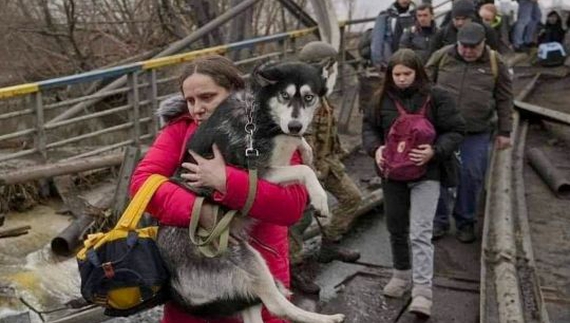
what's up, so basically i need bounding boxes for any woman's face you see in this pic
[182,73,230,125]
[392,64,416,89]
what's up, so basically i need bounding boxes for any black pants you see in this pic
[383,180,412,271]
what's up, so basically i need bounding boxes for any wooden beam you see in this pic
[515,100,570,125]
[0,153,124,185]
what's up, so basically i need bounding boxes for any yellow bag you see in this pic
[76,174,170,317]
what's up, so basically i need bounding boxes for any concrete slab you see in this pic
[398,284,479,323]
[319,272,407,323]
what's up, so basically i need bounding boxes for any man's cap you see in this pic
[457,22,486,46]
[298,41,338,63]
[452,0,476,18]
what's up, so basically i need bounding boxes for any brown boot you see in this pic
[290,270,321,295]
[317,239,361,263]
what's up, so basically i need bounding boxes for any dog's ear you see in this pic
[252,62,278,87]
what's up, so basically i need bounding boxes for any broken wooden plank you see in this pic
[515,100,570,125]
[0,225,31,239]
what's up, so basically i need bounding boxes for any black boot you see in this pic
[290,270,321,295]
[456,224,476,243]
[317,239,361,264]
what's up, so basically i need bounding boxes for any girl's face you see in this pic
[392,64,416,89]
[182,73,230,125]
[547,14,559,25]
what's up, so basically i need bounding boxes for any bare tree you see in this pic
[0,0,319,86]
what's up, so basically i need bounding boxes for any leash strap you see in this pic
[187,153,259,258]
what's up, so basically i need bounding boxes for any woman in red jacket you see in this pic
[129,55,308,323]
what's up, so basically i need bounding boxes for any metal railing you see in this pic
[0,0,453,166]
[0,19,378,165]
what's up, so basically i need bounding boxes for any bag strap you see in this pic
[116,174,168,231]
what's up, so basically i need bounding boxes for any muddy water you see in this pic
[0,202,83,319]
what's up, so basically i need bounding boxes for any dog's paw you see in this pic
[326,314,345,323]
[309,188,329,217]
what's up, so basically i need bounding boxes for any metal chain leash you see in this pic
[245,100,259,157]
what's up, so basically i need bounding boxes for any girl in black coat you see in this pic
[538,11,565,45]
[361,49,465,318]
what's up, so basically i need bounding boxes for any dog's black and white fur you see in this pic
[155,62,345,323]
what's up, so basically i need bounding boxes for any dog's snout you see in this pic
[287,121,303,134]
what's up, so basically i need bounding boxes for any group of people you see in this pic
[370,0,569,64]
[127,1,516,322]
[360,0,514,318]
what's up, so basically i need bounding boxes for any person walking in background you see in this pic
[399,3,439,64]
[371,0,417,70]
[538,11,566,45]
[426,23,513,243]
[479,3,513,53]
[512,0,541,52]
[289,41,363,295]
[431,0,501,54]
[362,49,465,317]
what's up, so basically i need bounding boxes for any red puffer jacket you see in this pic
[129,112,308,323]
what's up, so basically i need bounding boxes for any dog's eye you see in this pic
[304,95,314,102]
[280,91,290,100]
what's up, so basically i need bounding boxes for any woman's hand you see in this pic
[375,145,385,171]
[181,144,227,194]
[409,144,435,166]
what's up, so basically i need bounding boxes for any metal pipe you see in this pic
[44,104,132,130]
[43,87,130,110]
[0,108,33,120]
[51,214,95,256]
[46,0,262,125]
[0,128,35,142]
[64,134,152,161]
[0,148,37,163]
[527,148,570,199]
[45,118,150,149]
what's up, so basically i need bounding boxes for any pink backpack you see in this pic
[382,95,436,181]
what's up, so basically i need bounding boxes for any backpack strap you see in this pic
[389,94,431,116]
[489,49,498,81]
[417,95,432,116]
[387,93,409,116]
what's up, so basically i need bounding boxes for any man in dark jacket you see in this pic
[371,0,417,68]
[400,3,439,64]
[430,0,501,54]
[426,22,513,242]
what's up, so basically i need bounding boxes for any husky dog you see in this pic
[156,61,345,323]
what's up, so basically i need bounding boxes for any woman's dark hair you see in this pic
[178,55,245,93]
[376,49,431,108]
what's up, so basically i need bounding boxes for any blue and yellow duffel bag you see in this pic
[76,174,170,317]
